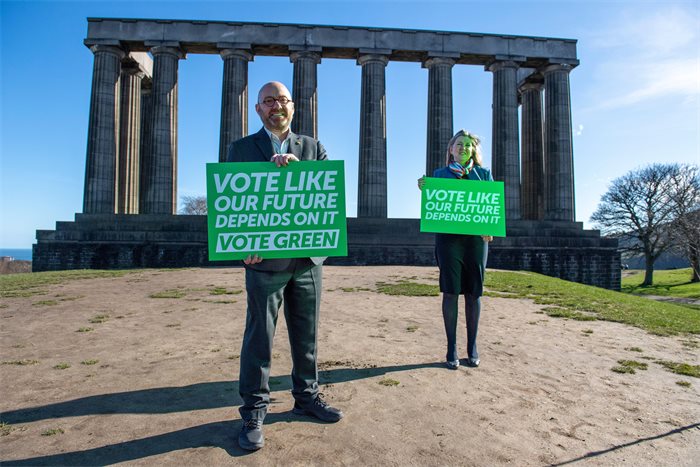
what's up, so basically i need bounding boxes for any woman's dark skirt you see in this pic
[435,233,488,296]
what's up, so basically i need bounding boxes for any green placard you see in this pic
[420,177,506,237]
[206,160,347,260]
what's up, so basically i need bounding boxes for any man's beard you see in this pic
[265,111,291,131]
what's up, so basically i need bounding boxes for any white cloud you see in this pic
[595,57,700,109]
[580,5,700,111]
[589,7,698,55]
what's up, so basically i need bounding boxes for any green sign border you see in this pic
[420,177,506,237]
[206,160,347,260]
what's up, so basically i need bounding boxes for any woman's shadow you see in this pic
[2,361,441,465]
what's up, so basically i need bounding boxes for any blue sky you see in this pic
[1,0,698,248]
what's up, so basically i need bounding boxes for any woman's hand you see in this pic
[481,235,493,243]
[417,176,426,190]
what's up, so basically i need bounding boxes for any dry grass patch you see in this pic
[150,289,187,299]
[612,360,648,374]
[2,359,39,366]
[656,360,700,378]
[378,378,400,387]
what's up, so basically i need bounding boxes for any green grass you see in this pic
[2,359,39,366]
[676,381,692,388]
[339,287,372,293]
[406,325,419,332]
[376,281,439,296]
[612,360,648,374]
[209,287,242,295]
[53,363,71,370]
[484,271,700,336]
[621,268,700,299]
[611,365,636,374]
[150,289,187,299]
[0,270,132,298]
[81,359,99,365]
[656,360,700,378]
[89,314,109,324]
[625,347,643,352]
[618,360,648,370]
[372,271,699,335]
[41,428,64,436]
[0,422,13,436]
[540,306,597,321]
[76,327,94,333]
[378,378,400,387]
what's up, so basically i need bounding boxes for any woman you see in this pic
[418,129,493,370]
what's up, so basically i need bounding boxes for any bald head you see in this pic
[255,81,295,136]
[257,81,291,103]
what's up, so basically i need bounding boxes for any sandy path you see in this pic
[1,266,698,466]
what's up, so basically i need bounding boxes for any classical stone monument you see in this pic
[33,18,620,289]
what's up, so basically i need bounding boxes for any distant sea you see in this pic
[0,249,32,261]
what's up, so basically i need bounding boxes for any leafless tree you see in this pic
[180,195,208,215]
[668,165,700,282]
[591,164,679,286]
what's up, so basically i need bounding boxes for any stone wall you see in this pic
[34,215,620,289]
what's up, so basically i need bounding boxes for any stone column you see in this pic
[520,81,545,220]
[142,45,183,214]
[219,48,252,162]
[423,57,454,176]
[290,49,321,138]
[117,63,144,214]
[83,45,125,214]
[543,63,575,221]
[357,53,389,218]
[488,60,521,220]
[139,79,153,214]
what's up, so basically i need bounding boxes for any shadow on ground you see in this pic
[1,362,441,465]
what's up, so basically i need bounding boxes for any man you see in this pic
[227,81,343,451]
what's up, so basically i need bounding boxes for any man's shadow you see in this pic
[1,362,441,465]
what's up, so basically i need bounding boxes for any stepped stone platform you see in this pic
[33,214,620,289]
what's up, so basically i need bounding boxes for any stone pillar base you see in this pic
[34,215,620,290]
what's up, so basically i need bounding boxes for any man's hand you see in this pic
[481,235,493,243]
[417,176,426,190]
[244,254,263,265]
[271,153,299,167]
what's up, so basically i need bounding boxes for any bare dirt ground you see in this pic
[1,266,698,466]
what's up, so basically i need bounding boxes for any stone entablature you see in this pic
[85,18,579,67]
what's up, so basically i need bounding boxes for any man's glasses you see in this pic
[260,96,292,107]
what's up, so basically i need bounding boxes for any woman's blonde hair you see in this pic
[445,129,483,167]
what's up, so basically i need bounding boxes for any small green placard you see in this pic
[420,177,506,237]
[206,160,347,260]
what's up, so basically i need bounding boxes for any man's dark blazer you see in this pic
[225,127,328,272]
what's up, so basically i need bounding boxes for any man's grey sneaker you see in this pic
[238,418,264,451]
[293,394,344,422]
[446,360,460,370]
[466,357,480,368]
